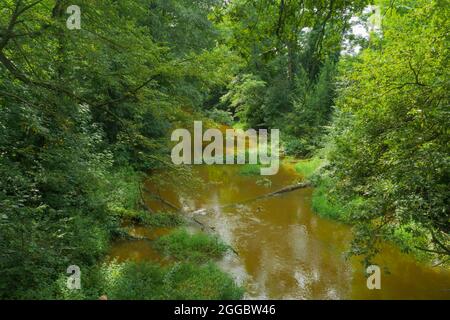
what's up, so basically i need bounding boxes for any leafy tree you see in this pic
[0,0,237,298]
[221,74,267,127]
[320,0,449,262]
[216,0,368,153]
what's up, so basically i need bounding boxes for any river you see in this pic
[110,162,450,299]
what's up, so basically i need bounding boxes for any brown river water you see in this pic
[110,162,450,299]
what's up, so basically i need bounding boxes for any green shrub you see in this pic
[283,136,310,157]
[388,223,432,262]
[144,212,185,228]
[104,262,166,300]
[105,167,142,212]
[311,175,436,263]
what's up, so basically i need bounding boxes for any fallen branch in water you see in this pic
[118,231,154,243]
[189,181,312,216]
[141,181,311,256]
[138,183,154,213]
[143,186,181,211]
[142,187,239,255]
[155,195,180,212]
[241,181,312,202]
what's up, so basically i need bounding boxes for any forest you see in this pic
[0,0,448,300]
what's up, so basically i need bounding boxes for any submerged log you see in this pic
[139,181,311,257]
[145,182,311,216]
[188,181,312,215]
[120,232,154,243]
[143,186,181,211]
[241,181,312,202]
[138,183,154,213]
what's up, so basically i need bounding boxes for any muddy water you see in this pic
[110,163,450,299]
[109,227,171,263]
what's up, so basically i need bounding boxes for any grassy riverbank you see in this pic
[296,158,436,264]
[98,178,244,300]
[18,165,243,300]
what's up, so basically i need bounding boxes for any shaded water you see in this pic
[110,163,450,299]
[109,227,171,263]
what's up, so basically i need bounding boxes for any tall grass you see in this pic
[239,163,261,176]
[311,182,348,221]
[154,229,229,263]
[52,261,244,300]
[294,157,323,179]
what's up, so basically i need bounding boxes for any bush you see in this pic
[283,136,311,157]
[143,212,185,228]
[387,223,431,262]
[309,170,353,222]
[105,167,142,213]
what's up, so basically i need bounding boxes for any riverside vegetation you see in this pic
[0,0,448,299]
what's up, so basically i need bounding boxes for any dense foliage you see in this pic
[0,0,237,299]
[315,0,449,263]
[216,0,368,155]
[1,0,448,300]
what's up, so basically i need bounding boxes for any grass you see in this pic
[114,209,184,228]
[295,158,350,221]
[142,212,184,228]
[310,176,435,263]
[154,229,229,263]
[294,157,323,179]
[52,260,244,300]
[311,183,348,221]
[48,226,241,300]
[238,163,261,176]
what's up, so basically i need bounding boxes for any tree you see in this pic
[216,0,368,150]
[0,0,236,298]
[322,0,449,262]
